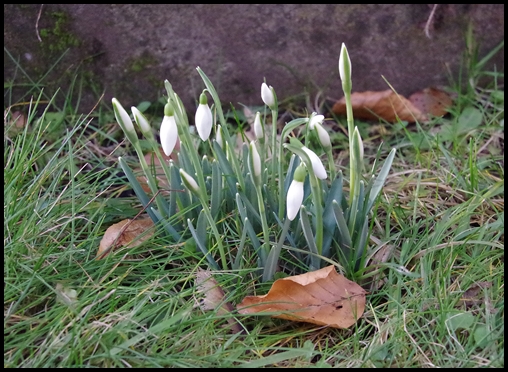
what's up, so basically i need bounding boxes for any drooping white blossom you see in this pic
[286,163,307,221]
[302,146,327,180]
[195,92,213,141]
[308,114,324,130]
[160,114,178,156]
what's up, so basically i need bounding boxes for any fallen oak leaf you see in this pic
[237,265,366,329]
[195,268,243,334]
[408,87,453,118]
[97,217,154,259]
[332,89,427,123]
[135,149,174,193]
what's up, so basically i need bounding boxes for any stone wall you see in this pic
[4,4,504,115]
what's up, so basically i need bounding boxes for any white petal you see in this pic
[216,125,224,148]
[308,114,324,130]
[131,106,151,134]
[253,112,264,139]
[160,115,178,156]
[261,82,275,108]
[287,180,304,221]
[339,43,351,83]
[249,141,261,178]
[195,103,213,141]
[179,169,200,194]
[112,98,135,135]
[302,147,327,180]
[315,123,331,149]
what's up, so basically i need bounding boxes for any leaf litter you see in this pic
[237,265,366,329]
[332,87,453,123]
[97,217,154,258]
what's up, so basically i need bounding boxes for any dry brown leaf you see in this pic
[332,89,427,123]
[97,217,154,258]
[408,87,453,117]
[458,281,493,309]
[237,265,366,329]
[136,145,180,193]
[195,268,233,313]
[195,268,243,333]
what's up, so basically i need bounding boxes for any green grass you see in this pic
[4,41,504,367]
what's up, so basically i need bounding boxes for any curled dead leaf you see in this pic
[332,89,427,123]
[97,217,154,258]
[332,87,452,123]
[237,265,366,329]
[408,87,453,118]
[195,268,243,333]
[135,149,174,193]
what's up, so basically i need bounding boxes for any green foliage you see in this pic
[112,45,396,281]
[4,32,503,367]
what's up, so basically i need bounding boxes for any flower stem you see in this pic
[255,186,270,265]
[309,175,324,258]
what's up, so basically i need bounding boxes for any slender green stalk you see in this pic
[198,194,228,270]
[284,139,325,258]
[324,147,336,181]
[255,186,271,264]
[263,218,291,282]
[133,141,169,217]
[309,175,324,257]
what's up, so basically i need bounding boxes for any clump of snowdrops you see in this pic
[112,43,396,282]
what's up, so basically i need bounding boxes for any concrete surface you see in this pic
[4,4,504,117]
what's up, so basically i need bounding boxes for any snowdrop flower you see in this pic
[131,106,153,140]
[352,126,364,161]
[195,92,213,141]
[261,82,275,108]
[112,98,138,145]
[160,103,178,156]
[286,163,307,221]
[339,43,352,93]
[253,111,264,140]
[302,146,327,180]
[248,141,262,185]
[308,113,324,130]
[179,169,200,195]
[215,124,224,149]
[314,122,331,150]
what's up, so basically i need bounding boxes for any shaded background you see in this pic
[4,4,504,115]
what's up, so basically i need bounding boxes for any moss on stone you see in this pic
[39,11,81,53]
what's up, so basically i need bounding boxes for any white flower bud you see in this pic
[315,122,331,150]
[253,112,264,140]
[216,124,224,149]
[352,126,364,161]
[339,43,352,92]
[111,98,136,136]
[131,106,152,138]
[249,141,262,185]
[261,82,275,108]
[179,169,200,194]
